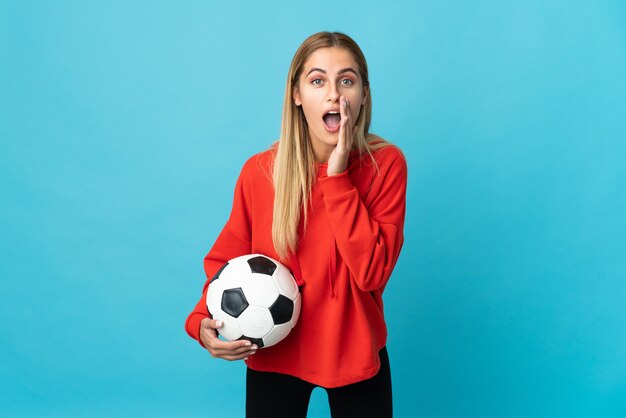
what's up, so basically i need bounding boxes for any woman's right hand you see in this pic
[200,317,258,361]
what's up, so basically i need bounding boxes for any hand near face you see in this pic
[327,96,355,176]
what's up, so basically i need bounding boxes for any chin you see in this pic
[315,130,337,144]
[309,127,338,150]
[323,137,338,146]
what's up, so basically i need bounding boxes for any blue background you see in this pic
[1,1,625,417]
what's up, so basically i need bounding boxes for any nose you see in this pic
[326,84,339,102]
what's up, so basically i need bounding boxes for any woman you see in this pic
[185,31,407,417]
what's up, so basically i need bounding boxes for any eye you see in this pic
[341,79,354,86]
[311,79,322,85]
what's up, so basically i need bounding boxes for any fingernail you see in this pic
[251,345,258,350]
[250,351,256,355]
[245,341,252,346]
[216,320,222,327]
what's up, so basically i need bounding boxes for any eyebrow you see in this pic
[306,67,358,77]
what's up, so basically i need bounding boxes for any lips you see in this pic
[322,110,341,133]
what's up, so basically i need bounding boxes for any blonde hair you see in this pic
[271,31,391,260]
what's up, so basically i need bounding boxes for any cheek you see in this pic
[300,95,321,116]
[350,103,361,123]
[302,105,318,123]
[346,94,363,118]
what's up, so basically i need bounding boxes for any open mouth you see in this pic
[323,111,341,132]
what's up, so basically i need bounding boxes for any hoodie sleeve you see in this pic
[318,146,407,292]
[184,160,253,348]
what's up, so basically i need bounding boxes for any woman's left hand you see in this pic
[327,96,355,176]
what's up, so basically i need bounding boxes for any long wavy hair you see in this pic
[271,31,390,260]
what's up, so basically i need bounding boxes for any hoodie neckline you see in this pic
[315,161,329,177]
[314,148,361,177]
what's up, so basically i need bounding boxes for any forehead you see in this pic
[302,47,358,74]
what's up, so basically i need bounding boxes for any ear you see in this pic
[361,85,369,105]
[293,87,302,106]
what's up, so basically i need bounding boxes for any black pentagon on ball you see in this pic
[237,336,264,348]
[210,262,229,283]
[247,256,277,276]
[221,288,249,318]
[269,295,294,324]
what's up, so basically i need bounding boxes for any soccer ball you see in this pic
[206,254,301,348]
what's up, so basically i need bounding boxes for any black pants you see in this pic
[246,346,392,418]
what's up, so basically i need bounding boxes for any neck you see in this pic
[309,134,334,164]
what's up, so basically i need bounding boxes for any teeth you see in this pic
[327,111,339,115]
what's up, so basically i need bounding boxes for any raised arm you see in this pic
[319,147,407,292]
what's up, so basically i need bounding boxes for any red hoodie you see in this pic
[185,141,407,388]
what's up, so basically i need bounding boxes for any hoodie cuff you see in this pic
[318,169,354,197]
[186,312,209,349]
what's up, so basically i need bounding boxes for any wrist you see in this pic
[327,163,347,176]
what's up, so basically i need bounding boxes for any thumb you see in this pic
[202,317,223,330]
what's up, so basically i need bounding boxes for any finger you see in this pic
[342,98,352,149]
[214,342,257,356]
[208,337,255,352]
[338,97,349,149]
[341,96,349,125]
[211,347,257,359]
[221,351,255,361]
[202,318,222,330]
[210,344,257,358]
[231,344,257,355]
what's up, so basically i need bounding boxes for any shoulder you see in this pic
[374,143,406,164]
[366,137,407,177]
[353,137,407,207]
[238,142,277,183]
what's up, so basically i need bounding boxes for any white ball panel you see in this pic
[243,273,279,308]
[206,278,227,316]
[290,293,301,328]
[211,309,243,341]
[263,323,292,348]
[237,306,274,338]
[218,259,253,290]
[273,264,299,300]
